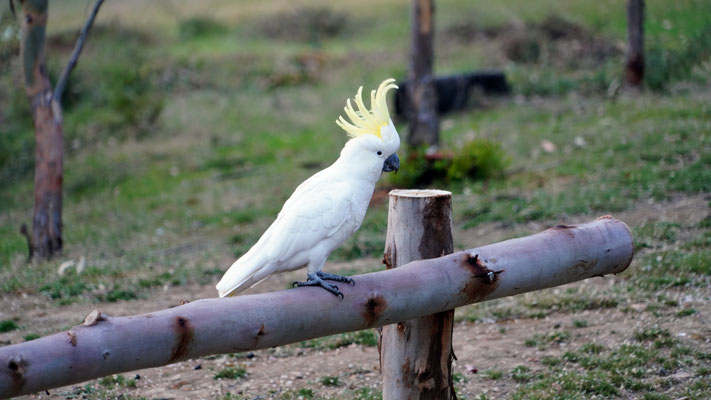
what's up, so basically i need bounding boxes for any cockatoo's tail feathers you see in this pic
[336,78,398,139]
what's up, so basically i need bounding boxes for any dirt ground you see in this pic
[2,195,709,399]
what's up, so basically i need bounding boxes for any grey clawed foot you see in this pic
[293,273,344,299]
[316,271,355,286]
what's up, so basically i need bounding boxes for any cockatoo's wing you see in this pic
[269,177,355,262]
[216,174,356,297]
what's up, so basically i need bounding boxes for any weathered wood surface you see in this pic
[0,217,633,398]
[380,189,455,399]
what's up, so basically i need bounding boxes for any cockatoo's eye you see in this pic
[377,151,382,156]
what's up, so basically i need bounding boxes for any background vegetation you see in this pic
[0,0,709,398]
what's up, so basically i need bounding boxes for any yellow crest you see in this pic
[336,78,398,139]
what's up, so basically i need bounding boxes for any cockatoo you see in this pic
[216,78,401,299]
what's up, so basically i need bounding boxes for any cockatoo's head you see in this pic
[336,79,401,176]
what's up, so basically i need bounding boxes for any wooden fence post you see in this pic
[625,0,645,86]
[407,0,440,147]
[380,189,455,399]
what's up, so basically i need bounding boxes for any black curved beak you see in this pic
[382,153,400,173]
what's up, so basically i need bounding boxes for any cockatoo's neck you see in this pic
[332,142,384,184]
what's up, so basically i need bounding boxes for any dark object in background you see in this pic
[625,0,645,86]
[395,71,510,119]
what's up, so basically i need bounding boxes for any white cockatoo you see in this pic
[216,78,401,298]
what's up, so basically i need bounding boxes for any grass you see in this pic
[99,374,138,389]
[509,335,711,399]
[213,366,247,380]
[0,319,18,332]
[22,333,40,341]
[485,369,504,381]
[320,375,341,387]
[0,0,708,306]
[572,319,588,328]
[524,330,571,349]
[0,1,709,398]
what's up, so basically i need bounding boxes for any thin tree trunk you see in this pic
[0,217,634,398]
[20,0,63,259]
[380,189,456,399]
[18,0,104,260]
[625,0,645,86]
[407,0,439,147]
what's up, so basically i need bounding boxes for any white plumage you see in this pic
[217,79,400,298]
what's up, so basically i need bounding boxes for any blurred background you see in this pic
[0,0,710,398]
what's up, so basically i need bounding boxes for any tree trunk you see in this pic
[625,0,645,86]
[19,0,63,259]
[0,217,634,398]
[407,0,439,148]
[380,189,455,399]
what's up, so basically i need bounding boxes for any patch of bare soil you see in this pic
[3,194,710,399]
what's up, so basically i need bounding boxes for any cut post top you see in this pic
[389,189,451,198]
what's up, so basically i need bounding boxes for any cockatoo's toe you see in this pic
[293,273,345,299]
[316,271,355,286]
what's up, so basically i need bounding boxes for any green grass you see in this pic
[0,2,710,398]
[0,319,18,332]
[572,320,588,328]
[320,375,341,387]
[511,332,711,399]
[213,366,247,380]
[485,369,504,380]
[677,308,697,317]
[0,0,709,303]
[99,374,138,388]
[22,333,40,341]
[524,330,570,349]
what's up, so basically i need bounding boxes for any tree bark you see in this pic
[625,0,645,86]
[0,217,633,398]
[19,0,63,259]
[407,0,439,147]
[18,0,104,260]
[380,189,455,399]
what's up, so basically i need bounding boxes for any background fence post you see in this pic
[380,189,455,399]
[406,0,440,147]
[625,0,645,86]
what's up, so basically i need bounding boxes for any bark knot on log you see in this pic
[169,316,194,363]
[466,254,504,284]
[253,323,267,348]
[5,354,26,396]
[552,224,575,230]
[66,331,77,347]
[460,253,501,302]
[382,250,394,270]
[362,295,387,328]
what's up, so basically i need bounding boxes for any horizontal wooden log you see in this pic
[0,217,633,398]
